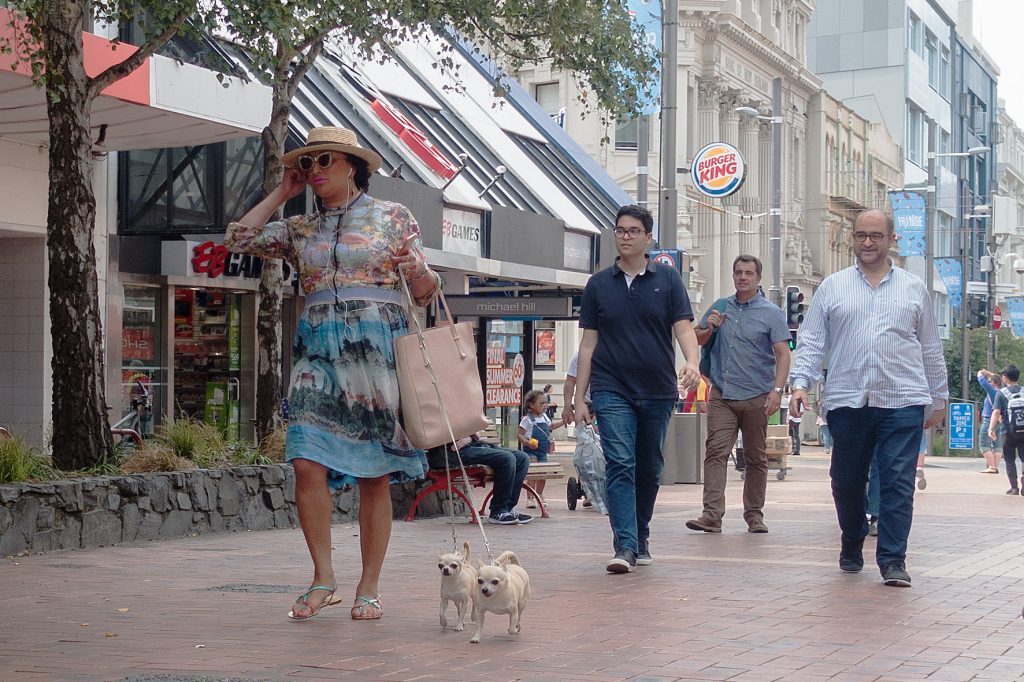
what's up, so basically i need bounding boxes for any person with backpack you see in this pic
[987,364,1024,495]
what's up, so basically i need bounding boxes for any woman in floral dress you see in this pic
[226,127,440,621]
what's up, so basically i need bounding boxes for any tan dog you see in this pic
[469,551,530,643]
[438,541,477,631]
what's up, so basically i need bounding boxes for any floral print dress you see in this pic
[225,193,437,489]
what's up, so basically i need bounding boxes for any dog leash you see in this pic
[399,269,495,562]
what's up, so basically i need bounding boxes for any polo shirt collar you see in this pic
[612,254,652,277]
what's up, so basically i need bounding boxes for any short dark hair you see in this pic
[733,254,762,277]
[615,204,654,233]
[1004,365,1020,382]
[345,154,372,192]
[853,208,894,235]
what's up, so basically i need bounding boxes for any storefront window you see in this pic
[121,286,164,436]
[534,321,556,368]
[173,288,243,440]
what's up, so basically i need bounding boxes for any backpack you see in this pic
[1002,386,1024,439]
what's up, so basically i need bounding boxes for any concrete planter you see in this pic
[0,465,438,556]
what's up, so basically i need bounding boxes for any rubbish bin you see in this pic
[660,410,707,484]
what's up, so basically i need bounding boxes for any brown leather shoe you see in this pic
[747,519,769,533]
[685,515,722,533]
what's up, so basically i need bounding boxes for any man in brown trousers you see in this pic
[686,255,792,533]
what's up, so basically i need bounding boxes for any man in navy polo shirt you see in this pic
[573,204,700,573]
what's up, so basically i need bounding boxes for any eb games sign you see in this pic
[161,240,297,283]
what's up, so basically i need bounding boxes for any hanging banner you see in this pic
[934,258,962,309]
[889,191,926,257]
[626,0,662,116]
[1005,297,1024,337]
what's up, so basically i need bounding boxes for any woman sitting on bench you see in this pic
[427,433,533,525]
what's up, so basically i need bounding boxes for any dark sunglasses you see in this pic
[296,152,336,172]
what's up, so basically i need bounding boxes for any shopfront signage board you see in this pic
[446,297,572,318]
[442,207,483,257]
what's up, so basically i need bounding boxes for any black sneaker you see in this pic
[881,562,912,587]
[606,549,637,573]
[510,510,533,524]
[636,540,652,566]
[487,511,520,525]
[1007,488,1020,495]
[839,537,864,573]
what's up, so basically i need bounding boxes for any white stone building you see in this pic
[517,1,824,311]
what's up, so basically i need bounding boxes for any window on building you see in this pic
[120,137,264,234]
[907,107,924,166]
[534,82,560,119]
[615,115,639,151]
[908,12,923,57]
[940,129,952,171]
[939,46,951,99]
[926,33,938,89]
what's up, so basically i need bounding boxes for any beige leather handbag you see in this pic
[394,271,489,449]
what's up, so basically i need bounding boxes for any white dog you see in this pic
[438,541,477,631]
[469,551,530,643]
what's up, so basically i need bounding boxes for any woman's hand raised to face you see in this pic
[279,168,309,202]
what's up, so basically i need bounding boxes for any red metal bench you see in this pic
[404,462,563,522]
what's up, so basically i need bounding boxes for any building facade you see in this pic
[805,91,904,278]
[0,14,270,446]
[517,1,823,306]
[809,0,1001,338]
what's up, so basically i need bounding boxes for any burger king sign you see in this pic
[691,142,746,198]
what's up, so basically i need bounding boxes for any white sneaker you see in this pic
[916,468,927,490]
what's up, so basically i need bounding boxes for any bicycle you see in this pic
[111,380,153,449]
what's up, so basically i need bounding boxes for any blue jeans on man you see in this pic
[591,390,675,556]
[828,405,924,569]
[428,441,530,520]
[457,442,530,517]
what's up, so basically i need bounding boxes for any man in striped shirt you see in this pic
[788,208,947,588]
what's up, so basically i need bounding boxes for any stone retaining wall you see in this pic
[0,465,441,556]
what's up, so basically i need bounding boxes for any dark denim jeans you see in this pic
[828,405,924,569]
[591,390,675,555]
[458,443,530,516]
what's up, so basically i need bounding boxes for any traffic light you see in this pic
[786,286,805,329]
[788,330,798,351]
[967,296,988,329]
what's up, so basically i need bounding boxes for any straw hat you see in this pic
[282,126,383,173]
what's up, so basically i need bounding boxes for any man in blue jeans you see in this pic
[572,204,700,573]
[789,209,947,588]
[427,434,532,525]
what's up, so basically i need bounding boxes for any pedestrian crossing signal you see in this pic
[788,330,797,351]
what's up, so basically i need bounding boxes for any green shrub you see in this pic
[0,435,56,484]
[162,417,226,467]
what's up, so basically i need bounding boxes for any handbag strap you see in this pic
[398,269,494,561]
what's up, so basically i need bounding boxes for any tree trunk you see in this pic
[43,0,114,469]
[254,77,293,444]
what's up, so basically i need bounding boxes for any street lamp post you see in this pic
[735,77,784,307]
[928,146,989,401]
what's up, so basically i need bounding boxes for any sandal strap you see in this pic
[354,595,382,608]
[299,585,336,603]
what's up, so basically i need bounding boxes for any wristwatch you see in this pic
[772,387,784,394]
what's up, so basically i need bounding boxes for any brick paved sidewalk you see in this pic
[2,451,1023,681]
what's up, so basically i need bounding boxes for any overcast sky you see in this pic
[973,0,1024,122]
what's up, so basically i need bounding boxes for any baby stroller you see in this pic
[566,422,609,514]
